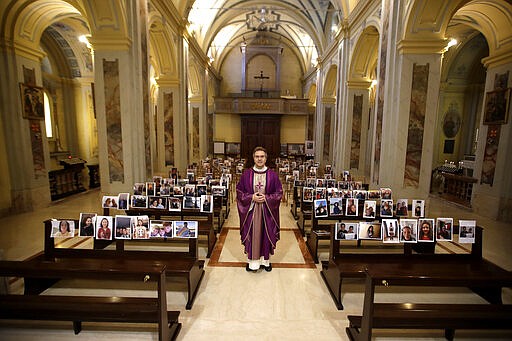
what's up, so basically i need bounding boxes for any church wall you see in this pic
[279,49,303,97]
[219,47,242,96]
[281,116,306,143]
[214,113,241,142]
[0,117,12,213]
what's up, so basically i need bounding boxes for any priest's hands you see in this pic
[252,192,265,203]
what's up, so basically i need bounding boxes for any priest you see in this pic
[236,146,283,272]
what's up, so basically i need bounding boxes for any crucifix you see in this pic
[254,70,269,97]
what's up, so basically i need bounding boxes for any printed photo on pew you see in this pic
[79,213,96,237]
[150,220,173,238]
[146,182,156,196]
[358,221,382,240]
[174,221,198,238]
[436,217,454,241]
[314,198,328,218]
[211,185,225,197]
[130,195,148,208]
[96,216,113,240]
[102,195,118,209]
[342,222,358,240]
[50,219,75,238]
[399,219,418,243]
[200,194,213,213]
[345,198,358,216]
[302,187,314,202]
[183,196,200,209]
[148,196,167,209]
[131,215,150,239]
[363,200,376,219]
[380,199,393,217]
[118,193,129,210]
[396,199,409,217]
[412,199,425,217]
[168,197,182,211]
[367,189,381,199]
[380,187,392,199]
[458,220,476,244]
[329,197,343,216]
[133,182,145,195]
[115,215,132,239]
[418,218,435,242]
[382,219,399,243]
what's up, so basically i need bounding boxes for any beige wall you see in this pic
[214,113,241,142]
[0,118,12,212]
[281,115,306,143]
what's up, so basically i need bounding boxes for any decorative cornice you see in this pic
[155,77,180,87]
[13,41,46,61]
[397,39,447,55]
[346,80,372,89]
[482,49,512,69]
[89,36,132,51]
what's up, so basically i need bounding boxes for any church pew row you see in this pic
[0,259,181,340]
[42,219,204,310]
[319,224,510,310]
[123,208,217,258]
[345,266,512,341]
[307,203,432,264]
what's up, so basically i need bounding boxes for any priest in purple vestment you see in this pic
[237,146,283,272]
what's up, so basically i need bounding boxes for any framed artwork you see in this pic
[225,142,240,155]
[20,83,45,119]
[213,141,225,154]
[287,143,305,156]
[483,88,510,125]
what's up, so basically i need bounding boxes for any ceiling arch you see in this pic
[323,64,338,99]
[349,25,379,83]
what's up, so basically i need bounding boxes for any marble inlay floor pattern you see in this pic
[1,189,511,340]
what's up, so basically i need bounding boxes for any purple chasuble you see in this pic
[236,168,283,260]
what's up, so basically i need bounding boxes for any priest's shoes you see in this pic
[264,263,272,272]
[245,264,257,273]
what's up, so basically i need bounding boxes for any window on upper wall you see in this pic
[43,91,53,138]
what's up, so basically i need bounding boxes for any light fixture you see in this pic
[446,38,457,49]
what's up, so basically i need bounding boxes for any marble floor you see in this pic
[0,188,511,340]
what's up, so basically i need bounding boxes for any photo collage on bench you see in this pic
[285,165,477,245]
[50,214,199,240]
[49,159,235,241]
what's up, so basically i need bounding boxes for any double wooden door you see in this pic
[241,115,281,164]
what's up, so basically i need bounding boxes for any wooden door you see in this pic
[241,115,281,165]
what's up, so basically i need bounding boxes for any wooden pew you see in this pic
[0,259,181,340]
[124,207,217,258]
[38,219,204,310]
[320,224,495,310]
[346,265,512,341]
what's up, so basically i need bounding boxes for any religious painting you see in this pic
[20,83,45,119]
[483,88,510,125]
[225,142,240,155]
[481,125,500,186]
[458,220,476,244]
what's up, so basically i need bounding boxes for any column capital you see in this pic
[346,80,372,89]
[397,39,447,55]
[482,49,512,69]
[89,36,132,51]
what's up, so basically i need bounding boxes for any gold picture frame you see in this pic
[20,83,45,120]
[483,88,510,125]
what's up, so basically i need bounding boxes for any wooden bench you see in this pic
[125,207,217,258]
[38,219,204,310]
[320,224,494,310]
[346,265,512,341]
[297,200,312,237]
[0,259,181,340]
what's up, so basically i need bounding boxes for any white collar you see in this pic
[253,165,267,172]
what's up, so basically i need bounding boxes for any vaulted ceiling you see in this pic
[184,0,357,70]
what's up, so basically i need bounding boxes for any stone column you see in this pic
[472,57,512,221]
[0,41,51,211]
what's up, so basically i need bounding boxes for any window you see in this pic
[43,91,53,138]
